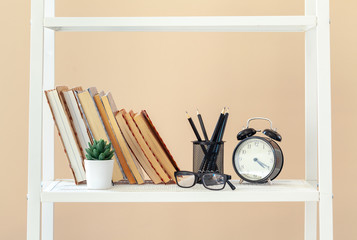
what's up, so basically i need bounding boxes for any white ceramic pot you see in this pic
[84,159,114,190]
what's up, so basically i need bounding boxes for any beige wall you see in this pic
[0,0,355,239]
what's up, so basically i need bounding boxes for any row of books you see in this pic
[45,86,180,185]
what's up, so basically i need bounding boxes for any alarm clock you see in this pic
[232,117,284,183]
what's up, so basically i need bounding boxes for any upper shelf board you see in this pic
[44,16,317,32]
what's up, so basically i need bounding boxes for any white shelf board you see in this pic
[41,179,319,203]
[44,16,316,32]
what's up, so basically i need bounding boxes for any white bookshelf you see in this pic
[27,0,333,239]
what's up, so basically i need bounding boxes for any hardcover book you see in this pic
[45,90,86,184]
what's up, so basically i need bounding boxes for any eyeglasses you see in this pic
[174,171,236,191]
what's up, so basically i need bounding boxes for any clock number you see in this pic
[248,144,251,149]
[242,150,246,154]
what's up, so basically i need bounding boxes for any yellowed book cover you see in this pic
[102,93,145,184]
[93,94,136,184]
[122,110,170,183]
[77,90,124,182]
[115,110,162,184]
[133,112,177,182]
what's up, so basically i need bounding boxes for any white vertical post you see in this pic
[42,0,55,239]
[316,0,333,239]
[305,0,318,239]
[305,201,317,240]
[27,0,44,239]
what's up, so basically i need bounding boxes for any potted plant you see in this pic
[85,139,115,189]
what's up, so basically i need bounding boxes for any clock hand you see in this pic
[257,159,269,168]
[253,158,267,169]
[261,162,269,168]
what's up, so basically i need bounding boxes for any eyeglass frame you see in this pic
[174,170,236,191]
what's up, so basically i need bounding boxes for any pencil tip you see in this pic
[226,107,230,114]
[221,107,225,114]
[185,111,190,118]
[196,108,199,115]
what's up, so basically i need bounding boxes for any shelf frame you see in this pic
[27,0,333,239]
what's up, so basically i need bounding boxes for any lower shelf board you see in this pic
[41,179,319,203]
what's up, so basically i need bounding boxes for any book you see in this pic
[45,90,86,184]
[141,111,179,170]
[93,93,137,184]
[102,93,145,184]
[122,110,170,183]
[55,86,86,159]
[72,87,95,141]
[56,86,93,159]
[77,89,124,182]
[106,95,146,182]
[115,110,162,184]
[132,110,179,182]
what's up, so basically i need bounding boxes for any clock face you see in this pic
[234,137,276,181]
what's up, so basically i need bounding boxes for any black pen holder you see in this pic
[192,141,224,173]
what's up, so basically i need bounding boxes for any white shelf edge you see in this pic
[43,16,317,32]
[41,179,319,203]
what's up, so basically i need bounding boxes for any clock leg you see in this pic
[267,179,272,185]
[239,179,243,184]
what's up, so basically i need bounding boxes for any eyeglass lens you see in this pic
[176,172,196,188]
[202,173,226,190]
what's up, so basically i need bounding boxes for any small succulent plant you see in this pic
[85,139,114,160]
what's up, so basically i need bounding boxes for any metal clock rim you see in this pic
[232,136,277,183]
[269,140,284,181]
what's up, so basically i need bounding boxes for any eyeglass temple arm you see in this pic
[225,175,236,190]
[227,180,236,190]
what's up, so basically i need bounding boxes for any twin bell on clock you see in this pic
[232,117,284,184]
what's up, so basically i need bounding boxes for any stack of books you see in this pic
[45,86,180,185]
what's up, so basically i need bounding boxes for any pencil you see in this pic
[208,108,229,171]
[186,111,202,141]
[199,107,226,172]
[197,109,209,141]
[217,107,229,142]
[186,111,208,156]
[210,107,226,142]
